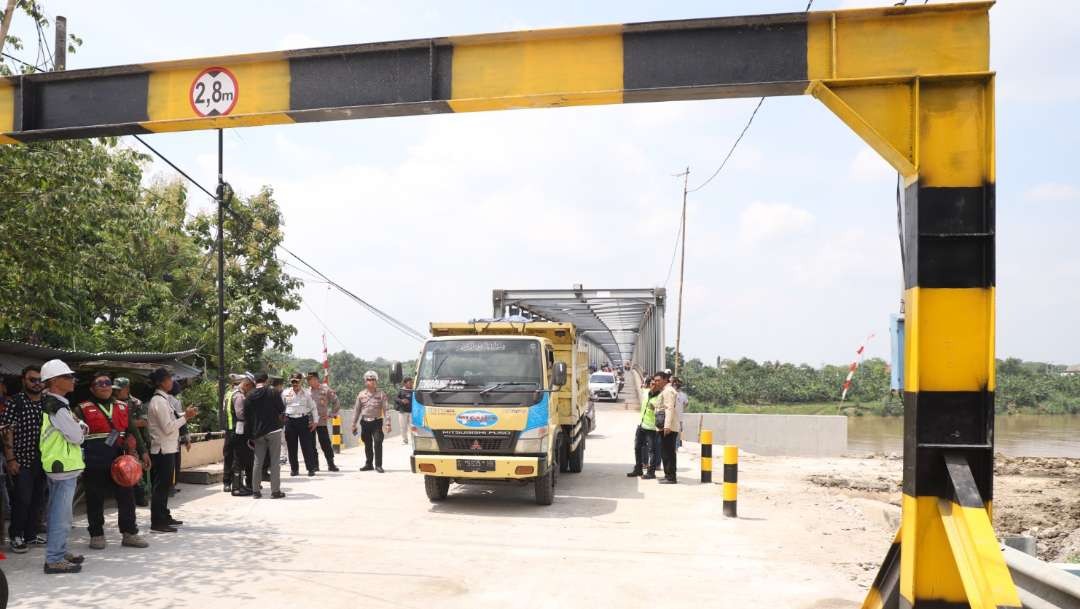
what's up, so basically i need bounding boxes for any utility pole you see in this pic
[216,129,227,423]
[674,167,689,378]
[53,15,65,70]
[0,0,18,58]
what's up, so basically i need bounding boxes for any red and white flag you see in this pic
[322,333,330,385]
[841,334,875,401]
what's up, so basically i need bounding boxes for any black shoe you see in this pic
[641,471,657,480]
[166,519,183,527]
[360,464,374,471]
[231,487,253,497]
[307,471,316,477]
[150,524,177,533]
[659,478,678,485]
[252,491,263,499]
[223,482,232,493]
[10,537,28,554]
[375,466,384,473]
[290,470,299,477]
[271,491,286,499]
[626,469,643,478]
[328,465,340,472]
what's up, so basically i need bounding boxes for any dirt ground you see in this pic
[795,452,1080,562]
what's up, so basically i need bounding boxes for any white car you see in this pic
[589,373,620,402]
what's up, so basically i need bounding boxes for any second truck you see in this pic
[402,320,592,505]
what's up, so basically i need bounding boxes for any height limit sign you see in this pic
[189,67,238,117]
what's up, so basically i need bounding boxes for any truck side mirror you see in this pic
[552,362,567,388]
[390,362,403,385]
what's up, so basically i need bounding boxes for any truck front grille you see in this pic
[435,430,516,453]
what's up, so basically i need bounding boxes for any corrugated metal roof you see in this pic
[0,340,201,379]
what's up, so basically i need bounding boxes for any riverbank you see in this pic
[799,453,1080,563]
[687,401,1079,417]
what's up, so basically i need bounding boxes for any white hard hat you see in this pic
[364,370,378,381]
[40,359,76,382]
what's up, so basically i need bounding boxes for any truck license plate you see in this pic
[457,459,495,472]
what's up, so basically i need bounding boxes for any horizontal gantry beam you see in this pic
[0,2,991,144]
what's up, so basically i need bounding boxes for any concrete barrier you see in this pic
[680,413,847,457]
[183,437,226,468]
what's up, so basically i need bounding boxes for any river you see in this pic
[847,414,1080,458]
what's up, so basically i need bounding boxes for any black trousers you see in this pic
[660,431,678,481]
[223,430,235,486]
[313,425,335,469]
[84,464,137,536]
[285,417,317,474]
[224,431,254,487]
[10,463,47,540]
[150,452,176,526]
[360,418,384,467]
[633,426,659,471]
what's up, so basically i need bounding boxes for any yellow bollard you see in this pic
[700,429,713,484]
[723,445,738,518]
[332,415,342,454]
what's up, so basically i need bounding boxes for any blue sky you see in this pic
[7,1,1079,367]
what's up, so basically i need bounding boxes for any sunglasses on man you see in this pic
[92,380,113,388]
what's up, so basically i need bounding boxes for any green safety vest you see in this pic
[40,408,85,475]
[223,387,237,430]
[639,394,658,431]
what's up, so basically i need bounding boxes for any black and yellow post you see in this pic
[700,429,712,484]
[722,445,737,518]
[0,4,1018,605]
[331,415,342,454]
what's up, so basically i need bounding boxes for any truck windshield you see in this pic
[416,339,543,400]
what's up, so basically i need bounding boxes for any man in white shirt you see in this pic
[282,373,318,477]
[147,368,197,533]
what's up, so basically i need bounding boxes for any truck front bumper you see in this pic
[411,454,544,480]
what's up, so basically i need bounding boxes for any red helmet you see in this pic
[111,454,144,488]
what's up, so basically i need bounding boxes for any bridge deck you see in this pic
[7,391,888,608]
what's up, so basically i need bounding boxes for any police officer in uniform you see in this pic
[222,373,254,496]
[77,372,149,550]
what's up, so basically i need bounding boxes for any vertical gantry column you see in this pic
[898,76,1017,609]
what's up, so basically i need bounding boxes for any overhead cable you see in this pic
[130,135,426,342]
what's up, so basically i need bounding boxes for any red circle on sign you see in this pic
[189,66,240,117]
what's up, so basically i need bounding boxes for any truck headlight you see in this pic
[515,426,548,453]
[412,425,437,451]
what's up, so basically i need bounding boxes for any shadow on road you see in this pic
[427,461,653,517]
[5,510,298,607]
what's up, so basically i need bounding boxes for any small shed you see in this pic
[0,340,202,388]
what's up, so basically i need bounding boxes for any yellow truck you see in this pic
[399,321,592,505]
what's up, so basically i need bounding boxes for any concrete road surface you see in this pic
[5,394,873,609]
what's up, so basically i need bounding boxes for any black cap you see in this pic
[254,372,269,383]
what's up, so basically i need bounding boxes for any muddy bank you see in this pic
[802,454,1080,562]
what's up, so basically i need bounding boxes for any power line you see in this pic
[130,133,425,343]
[686,97,765,193]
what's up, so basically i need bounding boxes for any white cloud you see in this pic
[1024,182,1080,202]
[737,202,814,246]
[849,147,895,183]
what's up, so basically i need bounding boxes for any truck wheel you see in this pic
[424,476,450,502]
[568,434,585,473]
[558,435,571,473]
[534,467,555,506]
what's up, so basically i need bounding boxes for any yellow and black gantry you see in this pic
[1,3,1010,607]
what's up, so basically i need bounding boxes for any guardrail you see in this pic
[1001,545,1080,609]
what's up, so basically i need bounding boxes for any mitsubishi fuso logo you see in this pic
[456,410,498,428]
